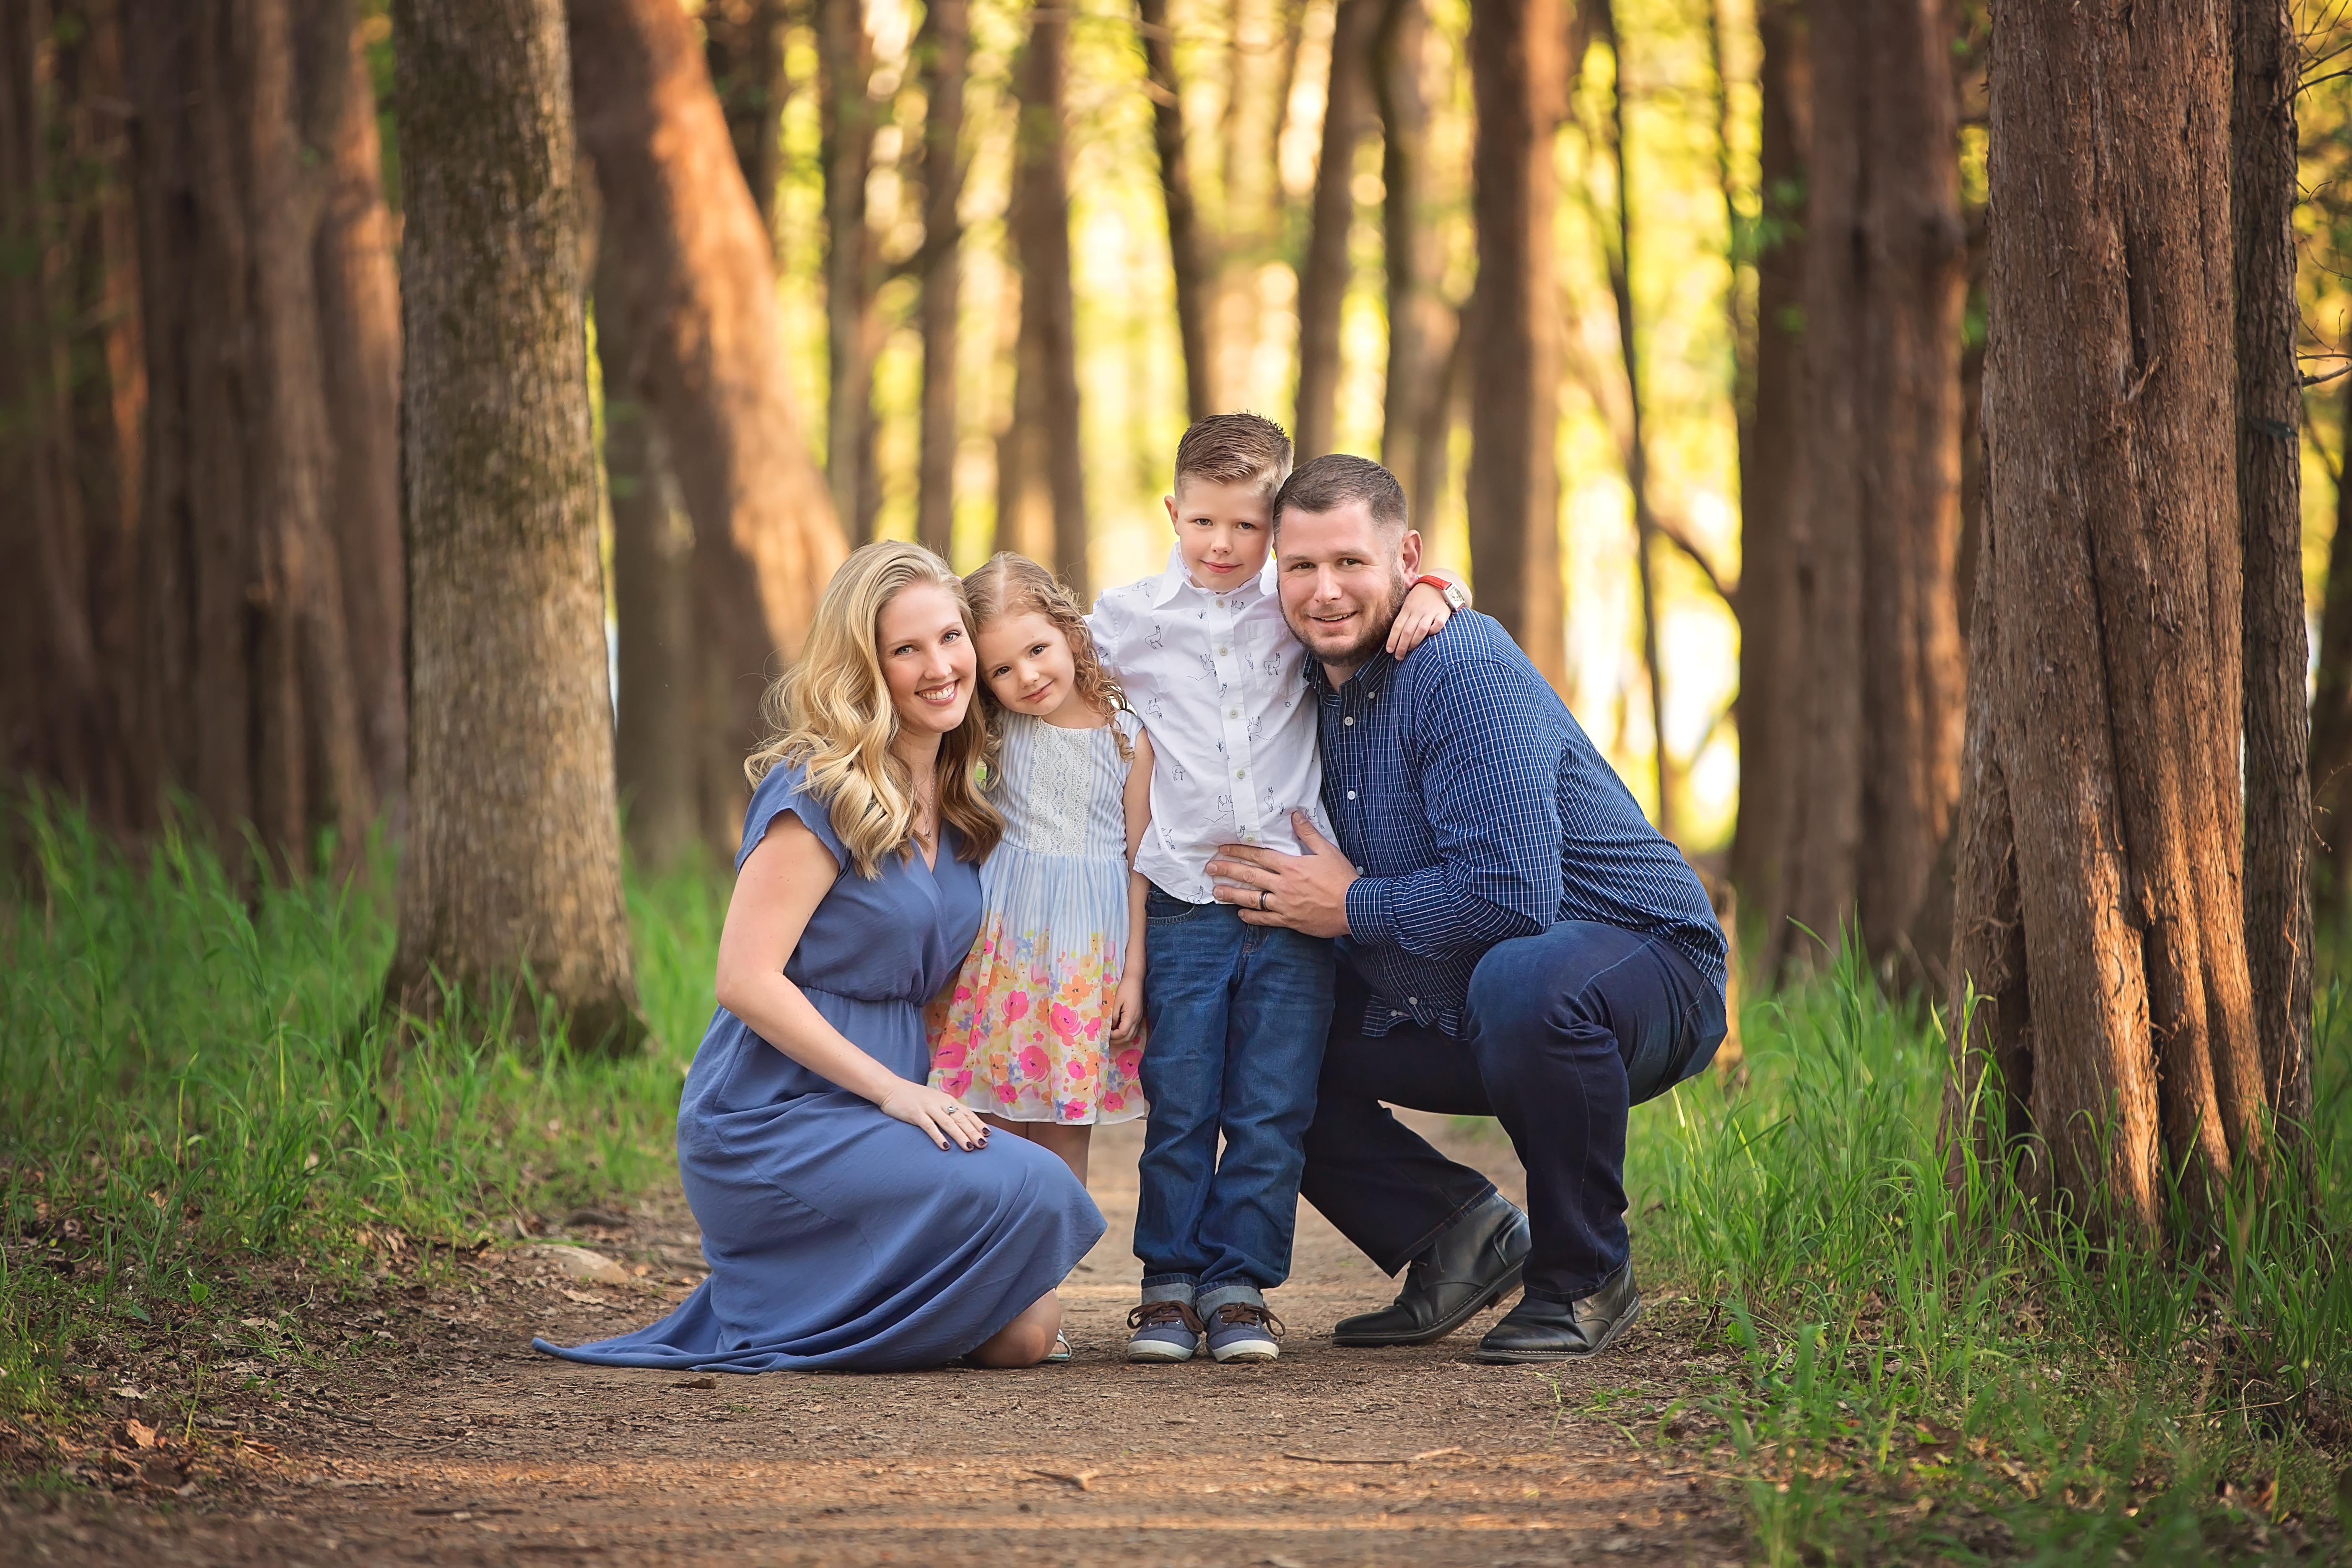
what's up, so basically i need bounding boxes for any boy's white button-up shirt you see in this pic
[1090,544,1335,905]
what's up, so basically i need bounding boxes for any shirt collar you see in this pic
[1308,646,1398,703]
[1148,541,1276,608]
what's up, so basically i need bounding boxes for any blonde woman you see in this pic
[537,543,1103,1372]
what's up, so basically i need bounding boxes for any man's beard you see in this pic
[1322,569,1411,669]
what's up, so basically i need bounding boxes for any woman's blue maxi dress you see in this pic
[534,763,1106,1373]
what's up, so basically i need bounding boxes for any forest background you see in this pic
[5,0,2352,1560]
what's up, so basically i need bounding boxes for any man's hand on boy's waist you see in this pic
[1206,811,1357,938]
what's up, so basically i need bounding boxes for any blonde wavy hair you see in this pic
[963,553,1134,761]
[745,542,1003,877]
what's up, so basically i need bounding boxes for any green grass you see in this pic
[3,797,2348,1562]
[1623,935,2352,1564]
[0,798,722,1429]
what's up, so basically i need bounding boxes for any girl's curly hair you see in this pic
[962,553,1134,761]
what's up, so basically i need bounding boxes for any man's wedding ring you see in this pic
[1258,889,1270,911]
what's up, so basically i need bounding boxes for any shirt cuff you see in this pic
[1345,877,1398,946]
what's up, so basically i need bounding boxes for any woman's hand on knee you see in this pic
[878,1081,992,1151]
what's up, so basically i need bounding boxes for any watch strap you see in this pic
[1414,574,1470,612]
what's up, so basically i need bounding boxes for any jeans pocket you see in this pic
[1144,885,1203,923]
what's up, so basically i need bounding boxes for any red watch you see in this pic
[1414,574,1471,613]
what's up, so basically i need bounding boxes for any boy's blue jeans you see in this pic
[1134,884,1334,1312]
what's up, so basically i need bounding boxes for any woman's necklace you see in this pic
[911,780,938,848]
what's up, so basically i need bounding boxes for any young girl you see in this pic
[927,554,1152,1190]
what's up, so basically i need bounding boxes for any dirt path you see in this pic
[6,1117,1743,1567]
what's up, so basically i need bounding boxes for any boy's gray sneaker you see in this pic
[1206,1302,1284,1363]
[1125,1299,1204,1362]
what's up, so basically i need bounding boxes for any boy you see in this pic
[1090,414,1467,1363]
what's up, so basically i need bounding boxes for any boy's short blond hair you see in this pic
[1173,413,1293,501]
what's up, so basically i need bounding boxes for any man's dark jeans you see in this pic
[1301,921,1726,1303]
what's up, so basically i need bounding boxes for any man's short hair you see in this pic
[1174,413,1293,500]
[1272,453,1408,535]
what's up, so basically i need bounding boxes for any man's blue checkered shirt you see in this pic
[1314,611,1728,1041]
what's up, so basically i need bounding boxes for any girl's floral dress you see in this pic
[927,711,1147,1124]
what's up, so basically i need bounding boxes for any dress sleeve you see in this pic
[736,762,849,873]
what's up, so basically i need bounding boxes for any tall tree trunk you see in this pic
[121,0,373,875]
[51,0,145,832]
[1294,0,1378,463]
[996,1,1087,596]
[2232,0,2313,1145]
[599,240,699,874]
[1947,0,2266,1233]
[1463,0,1565,689]
[2310,372,2352,910]
[314,19,405,820]
[1727,0,1808,924]
[702,0,785,244]
[387,0,640,1051]
[570,0,849,864]
[914,0,968,562]
[1770,0,1963,975]
[1374,0,1443,518]
[0,0,110,815]
[817,0,876,540]
[1135,0,1215,423]
[1594,0,1668,833]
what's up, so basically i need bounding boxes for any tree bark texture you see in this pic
[1727,0,1808,920]
[1768,0,1963,976]
[2310,372,2352,910]
[1293,0,1377,463]
[701,0,785,242]
[569,0,848,854]
[1464,0,1565,690]
[0,0,129,823]
[314,19,405,818]
[599,248,700,875]
[995,1,1088,597]
[1136,0,1215,423]
[387,0,639,1051]
[2231,0,2313,1140]
[817,0,878,540]
[914,0,968,562]
[119,0,374,873]
[1949,0,2268,1231]
[1374,0,1447,523]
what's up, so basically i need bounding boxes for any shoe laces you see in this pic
[1212,1303,1285,1339]
[1127,1299,1204,1334]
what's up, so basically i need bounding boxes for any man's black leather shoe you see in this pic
[1331,1193,1531,1347]
[1472,1262,1642,1362]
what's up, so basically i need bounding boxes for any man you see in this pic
[1205,454,1727,1363]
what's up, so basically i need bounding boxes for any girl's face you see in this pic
[976,610,1081,722]
[877,582,976,740]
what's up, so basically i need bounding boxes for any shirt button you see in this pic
[1343,716,1355,726]
[1235,768,1247,779]
[1218,646,1230,655]
[1355,865,1365,874]
[1346,790,1357,800]
[1229,708,1240,718]
[1408,997,1419,1007]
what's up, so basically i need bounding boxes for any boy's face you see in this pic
[1165,478,1274,591]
